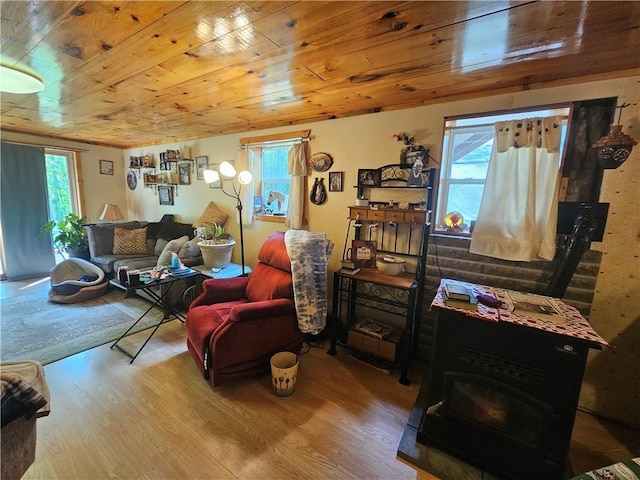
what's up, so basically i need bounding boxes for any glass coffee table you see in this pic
[110,269,200,363]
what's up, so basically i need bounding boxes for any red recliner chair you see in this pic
[185,231,304,386]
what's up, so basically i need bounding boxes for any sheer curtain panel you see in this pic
[286,142,307,229]
[469,117,562,261]
[236,147,258,226]
[0,142,55,279]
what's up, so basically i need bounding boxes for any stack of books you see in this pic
[442,280,478,311]
[340,259,361,276]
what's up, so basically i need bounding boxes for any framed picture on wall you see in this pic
[100,160,113,175]
[158,186,174,206]
[357,168,380,187]
[196,155,208,180]
[144,173,157,185]
[178,163,191,185]
[329,171,343,192]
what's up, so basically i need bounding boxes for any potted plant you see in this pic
[40,213,90,260]
[196,223,235,268]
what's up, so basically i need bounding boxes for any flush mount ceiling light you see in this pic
[0,63,45,94]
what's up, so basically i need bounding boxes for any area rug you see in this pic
[1,288,166,365]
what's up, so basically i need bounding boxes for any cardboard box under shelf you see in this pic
[347,327,403,362]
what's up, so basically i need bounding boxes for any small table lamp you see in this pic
[99,203,124,222]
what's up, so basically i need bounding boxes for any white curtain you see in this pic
[286,142,307,229]
[469,116,562,261]
[236,147,260,226]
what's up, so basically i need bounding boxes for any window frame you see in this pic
[254,142,294,223]
[435,106,571,235]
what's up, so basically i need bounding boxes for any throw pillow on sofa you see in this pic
[113,227,148,255]
[194,201,229,228]
[157,236,189,267]
[178,237,201,259]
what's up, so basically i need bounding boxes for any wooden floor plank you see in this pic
[2,277,637,479]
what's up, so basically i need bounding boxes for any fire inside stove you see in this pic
[446,376,548,449]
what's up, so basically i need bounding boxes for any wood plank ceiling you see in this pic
[1,1,638,149]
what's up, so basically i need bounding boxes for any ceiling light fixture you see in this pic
[0,63,45,94]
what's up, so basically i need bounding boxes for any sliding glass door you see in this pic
[44,149,80,263]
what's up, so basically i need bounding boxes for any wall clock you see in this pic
[309,152,333,172]
[127,171,137,190]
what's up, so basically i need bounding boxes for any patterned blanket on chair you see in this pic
[284,230,334,335]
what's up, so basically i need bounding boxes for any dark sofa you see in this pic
[87,216,202,276]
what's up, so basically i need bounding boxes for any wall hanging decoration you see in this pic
[99,160,113,175]
[127,171,137,190]
[591,103,637,169]
[329,171,343,192]
[310,177,327,205]
[158,186,174,205]
[196,155,208,180]
[178,163,191,185]
[309,152,333,172]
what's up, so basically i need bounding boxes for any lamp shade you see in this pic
[99,203,124,221]
[237,170,252,185]
[0,63,44,94]
[203,169,220,184]
[219,161,236,177]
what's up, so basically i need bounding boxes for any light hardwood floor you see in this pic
[2,278,638,479]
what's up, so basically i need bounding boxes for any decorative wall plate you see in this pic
[309,152,333,172]
[127,170,137,190]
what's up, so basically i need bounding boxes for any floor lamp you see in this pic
[203,162,252,275]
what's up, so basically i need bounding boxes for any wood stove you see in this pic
[417,282,607,480]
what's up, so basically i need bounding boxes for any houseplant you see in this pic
[196,223,235,269]
[40,213,90,260]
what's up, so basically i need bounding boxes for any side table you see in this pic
[110,270,200,363]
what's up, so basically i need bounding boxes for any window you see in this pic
[44,148,81,263]
[436,107,570,233]
[260,145,291,216]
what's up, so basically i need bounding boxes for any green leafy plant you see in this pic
[202,223,227,244]
[40,213,89,251]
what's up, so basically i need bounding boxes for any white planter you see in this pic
[197,239,236,268]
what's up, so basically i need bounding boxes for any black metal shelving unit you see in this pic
[328,165,436,385]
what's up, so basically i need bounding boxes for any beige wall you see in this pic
[122,75,638,427]
[0,131,125,223]
[3,74,638,427]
